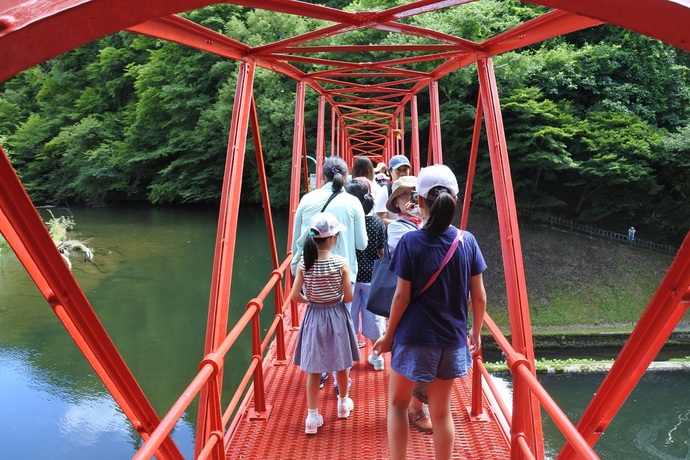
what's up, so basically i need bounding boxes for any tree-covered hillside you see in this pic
[0,1,688,245]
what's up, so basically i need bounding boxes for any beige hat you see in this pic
[374,162,387,173]
[386,176,417,213]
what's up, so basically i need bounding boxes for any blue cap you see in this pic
[389,155,411,170]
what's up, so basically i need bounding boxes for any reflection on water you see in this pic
[537,371,690,459]
[0,348,195,459]
[640,409,690,459]
[0,205,286,459]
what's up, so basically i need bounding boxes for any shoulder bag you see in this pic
[367,228,460,317]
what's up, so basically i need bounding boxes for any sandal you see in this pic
[408,408,433,433]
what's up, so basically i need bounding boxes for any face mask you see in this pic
[408,205,423,219]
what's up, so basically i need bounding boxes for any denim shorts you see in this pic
[390,342,471,382]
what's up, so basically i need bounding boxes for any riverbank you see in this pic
[485,358,690,374]
[483,330,690,373]
[465,206,685,333]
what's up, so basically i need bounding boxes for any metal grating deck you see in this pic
[225,305,511,459]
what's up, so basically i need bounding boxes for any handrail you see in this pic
[135,238,595,459]
[479,313,600,459]
[475,357,512,426]
[134,255,293,459]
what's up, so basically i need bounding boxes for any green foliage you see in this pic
[567,111,663,222]
[483,357,615,373]
[0,3,687,242]
[500,86,578,210]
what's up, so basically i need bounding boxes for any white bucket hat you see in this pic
[416,164,459,199]
[308,212,346,238]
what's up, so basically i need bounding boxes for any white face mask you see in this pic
[407,205,423,219]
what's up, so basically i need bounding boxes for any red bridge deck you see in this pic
[225,304,511,459]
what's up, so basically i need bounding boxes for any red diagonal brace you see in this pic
[560,230,690,459]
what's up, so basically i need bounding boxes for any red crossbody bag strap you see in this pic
[419,228,461,295]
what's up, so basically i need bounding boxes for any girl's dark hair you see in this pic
[422,186,456,236]
[302,231,329,272]
[323,157,348,193]
[351,157,374,181]
[345,179,375,215]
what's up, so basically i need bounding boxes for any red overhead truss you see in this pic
[1,1,689,459]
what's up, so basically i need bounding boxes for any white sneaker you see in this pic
[368,353,384,371]
[305,413,324,434]
[337,397,354,419]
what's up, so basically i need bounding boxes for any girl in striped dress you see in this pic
[290,212,361,434]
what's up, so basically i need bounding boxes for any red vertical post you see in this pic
[427,135,434,166]
[0,149,183,460]
[316,95,326,186]
[196,61,256,457]
[330,108,336,160]
[460,93,483,230]
[560,231,690,459]
[465,93,484,419]
[340,124,347,160]
[302,146,310,192]
[249,97,286,362]
[429,80,443,165]
[399,111,406,156]
[477,57,543,459]
[470,352,485,419]
[411,95,421,174]
[286,81,307,326]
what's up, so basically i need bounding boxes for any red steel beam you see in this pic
[410,95,421,174]
[483,9,603,57]
[195,61,256,456]
[460,93,483,230]
[249,97,287,361]
[428,81,443,165]
[560,230,690,459]
[526,0,690,54]
[477,58,544,459]
[0,0,220,83]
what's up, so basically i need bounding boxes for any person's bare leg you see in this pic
[427,378,455,460]
[409,383,432,432]
[388,369,415,460]
[306,372,321,410]
[335,368,349,398]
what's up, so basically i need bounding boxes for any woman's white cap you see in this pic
[416,164,459,199]
[308,212,346,238]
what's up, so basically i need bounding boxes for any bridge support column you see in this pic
[316,95,326,189]
[477,57,544,459]
[410,95,421,174]
[196,60,256,457]
[429,80,443,165]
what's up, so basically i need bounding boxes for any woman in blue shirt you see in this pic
[373,164,487,460]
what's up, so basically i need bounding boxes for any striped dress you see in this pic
[293,254,361,373]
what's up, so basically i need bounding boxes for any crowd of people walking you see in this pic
[290,154,487,460]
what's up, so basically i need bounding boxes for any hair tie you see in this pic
[429,186,450,197]
[309,229,317,237]
[331,167,340,177]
